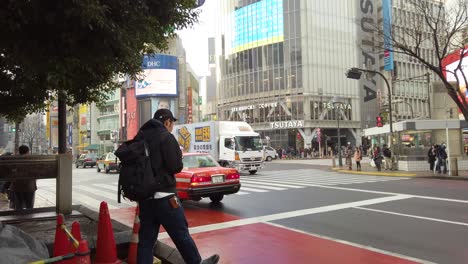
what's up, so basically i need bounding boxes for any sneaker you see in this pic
[201,254,220,264]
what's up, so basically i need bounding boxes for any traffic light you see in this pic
[376,115,383,127]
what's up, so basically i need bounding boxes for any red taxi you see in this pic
[176,153,241,203]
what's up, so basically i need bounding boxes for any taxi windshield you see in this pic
[235,136,262,151]
[183,155,219,168]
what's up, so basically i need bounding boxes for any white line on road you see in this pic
[157,195,411,239]
[265,222,437,264]
[240,180,305,188]
[76,186,133,206]
[354,206,468,227]
[238,186,269,192]
[240,183,285,191]
[305,184,468,204]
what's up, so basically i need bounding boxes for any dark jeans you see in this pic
[356,161,361,170]
[13,191,35,210]
[138,196,201,264]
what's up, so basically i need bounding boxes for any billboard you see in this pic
[136,54,178,97]
[150,97,177,117]
[232,0,284,53]
[383,0,394,71]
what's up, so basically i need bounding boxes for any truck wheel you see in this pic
[105,166,110,174]
[97,166,101,172]
[266,156,272,161]
[249,170,257,175]
[76,164,79,169]
[209,194,224,203]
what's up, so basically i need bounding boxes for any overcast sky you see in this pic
[177,0,215,78]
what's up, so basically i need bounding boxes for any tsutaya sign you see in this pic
[269,120,304,129]
[322,102,352,110]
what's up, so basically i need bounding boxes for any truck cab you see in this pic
[220,134,263,174]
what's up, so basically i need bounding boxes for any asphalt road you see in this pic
[36,161,468,264]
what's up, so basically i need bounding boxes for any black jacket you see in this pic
[139,119,183,193]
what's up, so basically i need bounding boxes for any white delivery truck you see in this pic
[174,121,264,174]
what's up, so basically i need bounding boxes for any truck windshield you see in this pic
[235,136,262,151]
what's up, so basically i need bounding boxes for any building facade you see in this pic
[213,0,439,151]
[214,0,361,151]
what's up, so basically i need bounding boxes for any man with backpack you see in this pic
[116,109,219,264]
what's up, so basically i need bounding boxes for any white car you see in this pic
[263,146,278,161]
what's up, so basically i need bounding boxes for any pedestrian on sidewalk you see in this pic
[437,144,448,174]
[10,145,37,210]
[427,145,436,171]
[354,146,362,171]
[382,144,392,170]
[373,146,383,171]
[345,143,353,170]
[136,109,219,264]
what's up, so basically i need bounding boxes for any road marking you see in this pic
[72,192,119,210]
[240,183,285,191]
[355,207,468,227]
[157,195,411,239]
[235,191,249,195]
[240,180,305,188]
[303,184,468,204]
[75,185,133,206]
[93,183,118,192]
[265,222,437,264]
[239,186,269,192]
[250,174,407,184]
[335,169,417,177]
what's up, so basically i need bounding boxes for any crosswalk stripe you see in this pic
[236,191,249,195]
[254,175,405,184]
[72,192,119,210]
[239,186,269,192]
[241,180,305,188]
[242,177,383,187]
[263,177,388,185]
[75,185,134,206]
[240,183,285,191]
[254,173,400,181]
[93,183,118,192]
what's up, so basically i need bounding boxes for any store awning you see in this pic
[83,144,99,150]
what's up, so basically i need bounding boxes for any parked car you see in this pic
[263,146,278,161]
[97,152,120,173]
[76,153,97,168]
[176,153,241,203]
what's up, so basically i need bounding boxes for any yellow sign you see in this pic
[177,127,191,152]
[195,126,211,142]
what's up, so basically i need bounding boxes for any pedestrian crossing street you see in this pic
[36,169,409,210]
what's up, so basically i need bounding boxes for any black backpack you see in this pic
[114,132,160,203]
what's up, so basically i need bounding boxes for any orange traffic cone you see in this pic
[75,240,91,264]
[53,214,69,257]
[62,221,82,264]
[127,206,140,264]
[95,201,121,264]
[71,221,82,242]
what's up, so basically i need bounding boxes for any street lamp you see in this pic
[346,68,393,137]
[331,96,344,167]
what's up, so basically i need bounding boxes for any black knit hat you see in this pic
[153,108,178,122]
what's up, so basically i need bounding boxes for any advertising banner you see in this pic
[150,97,177,116]
[136,54,178,97]
[383,0,394,71]
[232,0,284,53]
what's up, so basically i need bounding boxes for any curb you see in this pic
[331,167,418,177]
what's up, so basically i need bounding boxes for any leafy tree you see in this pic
[377,0,468,120]
[0,0,199,120]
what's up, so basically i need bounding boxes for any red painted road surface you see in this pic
[110,206,421,264]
